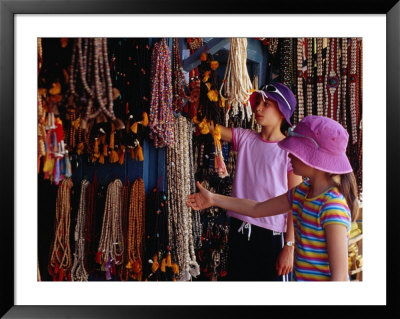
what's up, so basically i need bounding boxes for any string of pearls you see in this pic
[48,178,73,281]
[71,179,90,281]
[219,38,253,125]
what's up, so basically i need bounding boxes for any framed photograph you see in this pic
[1,0,399,317]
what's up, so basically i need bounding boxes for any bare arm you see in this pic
[276,171,302,276]
[325,224,349,281]
[208,122,233,143]
[187,181,291,218]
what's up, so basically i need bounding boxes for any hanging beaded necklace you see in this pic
[124,178,146,281]
[279,38,293,89]
[172,38,188,113]
[340,38,348,129]
[323,38,329,117]
[149,38,175,148]
[306,38,314,116]
[97,179,124,280]
[71,179,90,281]
[219,38,253,125]
[336,38,342,121]
[167,116,200,280]
[349,38,358,145]
[48,178,73,281]
[296,38,305,124]
[316,38,324,116]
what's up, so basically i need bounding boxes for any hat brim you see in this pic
[278,136,353,174]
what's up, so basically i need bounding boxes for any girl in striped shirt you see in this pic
[187,115,359,281]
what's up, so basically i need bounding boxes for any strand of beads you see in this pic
[167,115,200,280]
[125,178,146,281]
[97,179,124,280]
[71,179,90,281]
[189,123,202,251]
[326,38,339,120]
[316,38,324,116]
[296,38,305,124]
[306,38,314,116]
[279,38,293,89]
[336,38,342,121]
[340,38,348,129]
[149,38,175,148]
[172,38,188,113]
[48,178,73,281]
[323,38,330,117]
[349,38,358,145]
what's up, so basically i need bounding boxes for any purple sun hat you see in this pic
[278,115,353,174]
[248,82,297,126]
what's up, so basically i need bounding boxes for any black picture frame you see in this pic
[1,0,399,317]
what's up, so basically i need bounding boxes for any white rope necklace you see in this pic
[219,38,253,125]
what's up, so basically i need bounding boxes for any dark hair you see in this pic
[332,172,360,222]
[253,94,287,133]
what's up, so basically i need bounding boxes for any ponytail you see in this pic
[332,172,360,222]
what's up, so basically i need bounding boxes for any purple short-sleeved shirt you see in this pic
[227,128,293,232]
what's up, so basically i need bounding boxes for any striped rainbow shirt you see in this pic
[288,179,351,281]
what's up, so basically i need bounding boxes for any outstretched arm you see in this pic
[208,122,233,143]
[187,181,291,218]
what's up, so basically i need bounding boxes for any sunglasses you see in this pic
[288,127,320,149]
[263,84,292,111]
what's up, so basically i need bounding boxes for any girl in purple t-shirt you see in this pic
[208,82,302,281]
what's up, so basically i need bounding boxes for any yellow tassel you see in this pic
[126,260,133,269]
[93,138,99,154]
[118,147,125,165]
[102,144,108,157]
[109,124,115,149]
[166,252,172,267]
[99,154,105,164]
[129,148,135,160]
[109,150,119,163]
[171,263,179,275]
[192,116,200,124]
[136,144,144,161]
[130,122,138,134]
[43,154,54,173]
[76,142,84,155]
[152,259,159,273]
[142,112,149,127]
[198,118,210,135]
[160,258,166,272]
